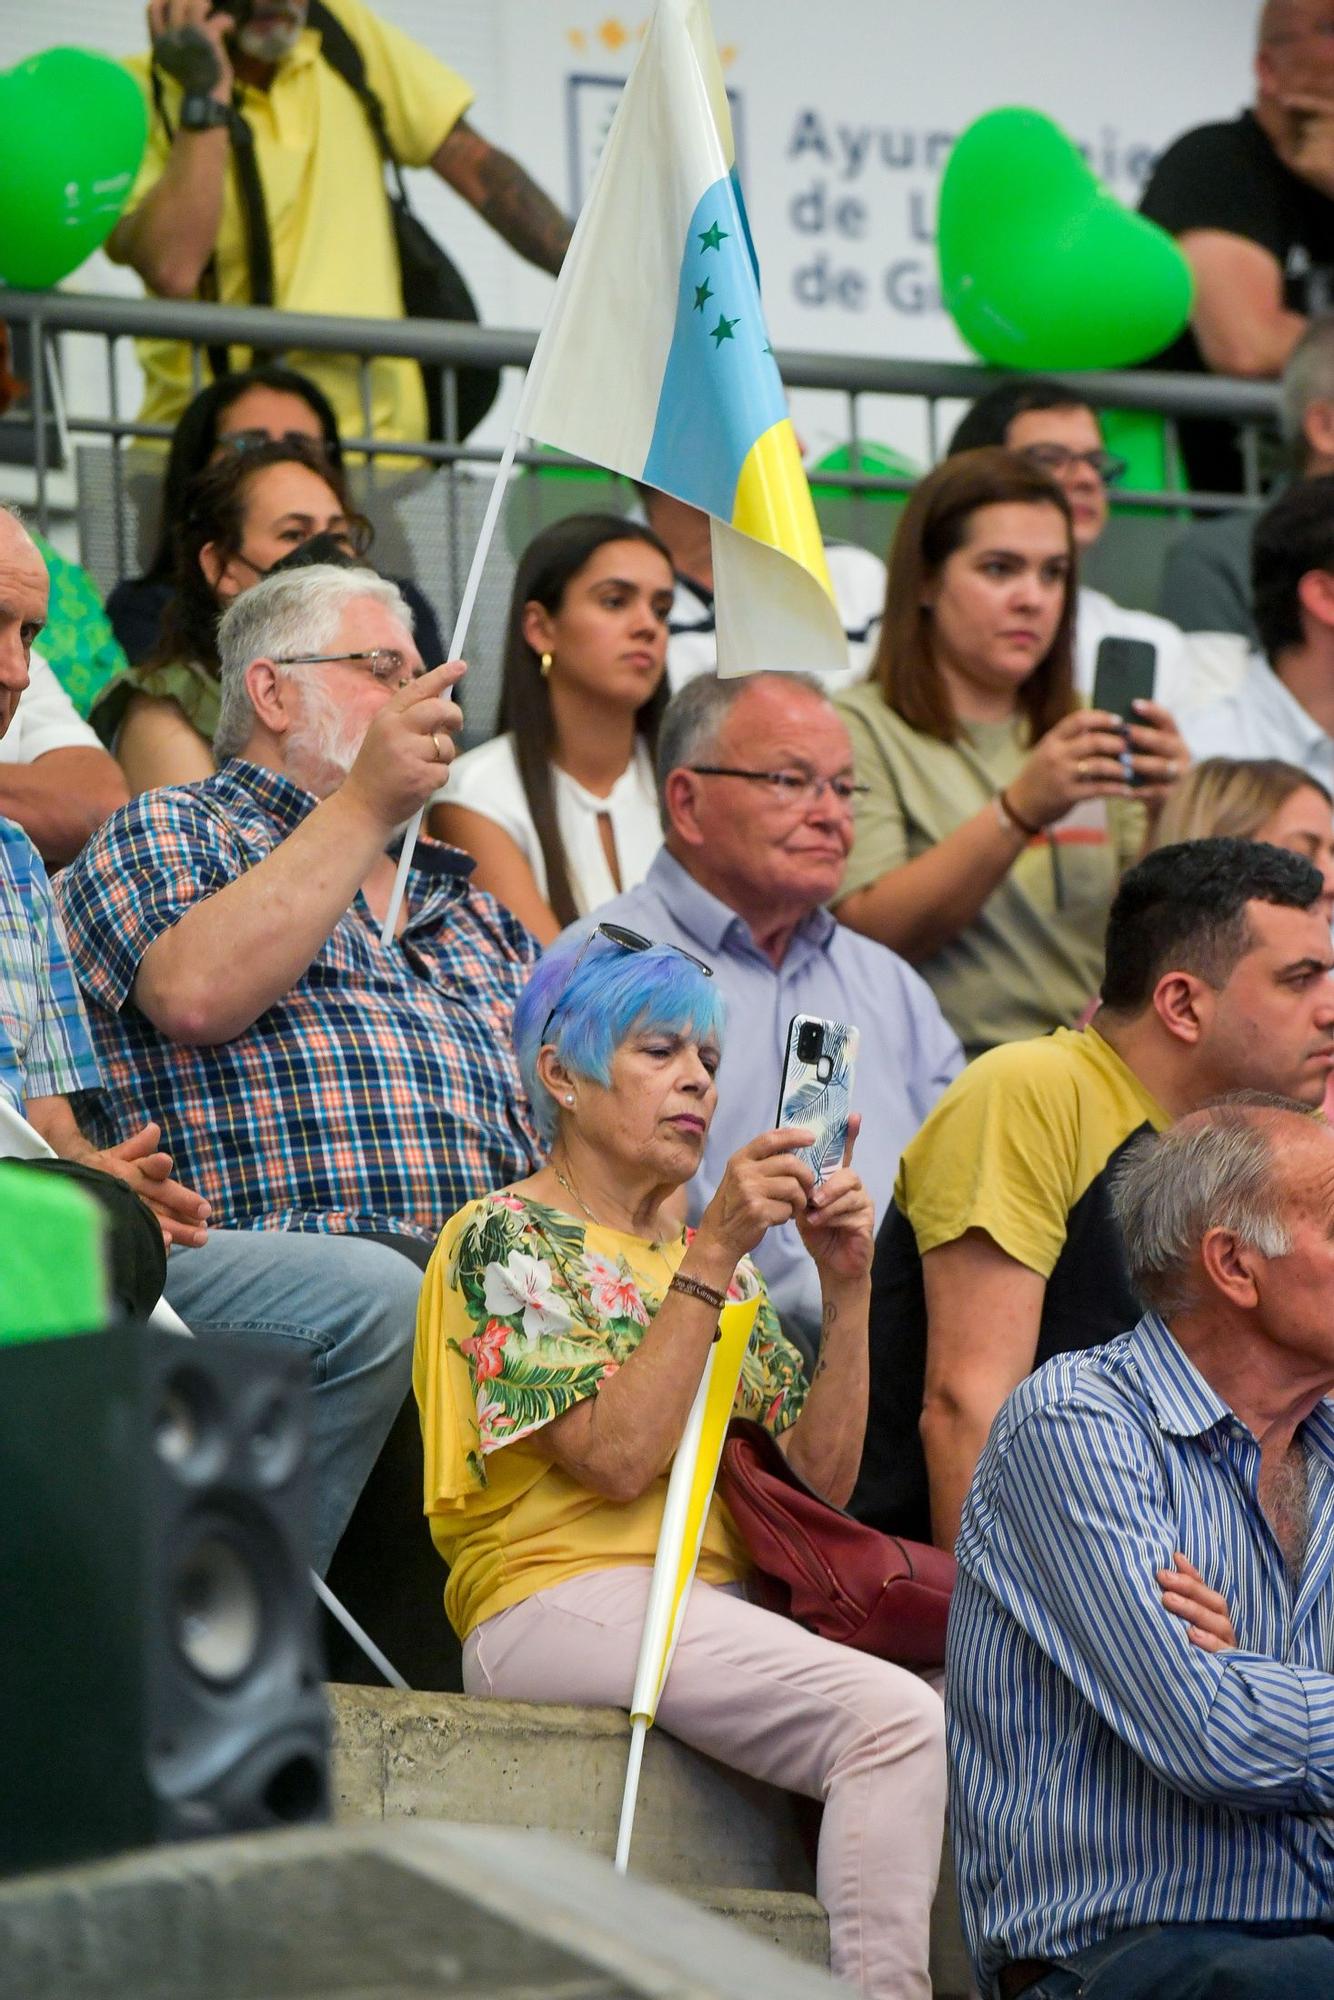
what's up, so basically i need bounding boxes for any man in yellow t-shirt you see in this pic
[850,838,1334,1555]
[110,0,571,444]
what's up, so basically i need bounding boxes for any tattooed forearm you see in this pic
[810,1298,838,1383]
[433,121,571,275]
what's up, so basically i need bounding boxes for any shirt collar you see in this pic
[1251,659,1332,755]
[1130,1311,1233,1440]
[644,848,835,958]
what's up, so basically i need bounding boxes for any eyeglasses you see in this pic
[688,765,870,810]
[272,648,423,691]
[216,427,329,455]
[1017,442,1128,487]
[541,922,713,1044]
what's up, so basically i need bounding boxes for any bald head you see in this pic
[0,504,47,741]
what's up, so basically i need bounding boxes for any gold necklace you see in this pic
[550,1161,674,1257]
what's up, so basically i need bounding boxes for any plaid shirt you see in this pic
[56,762,541,1240]
[0,814,101,1116]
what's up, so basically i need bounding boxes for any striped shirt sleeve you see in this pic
[973,1395,1334,1813]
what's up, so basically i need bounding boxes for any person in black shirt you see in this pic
[1139,0,1334,494]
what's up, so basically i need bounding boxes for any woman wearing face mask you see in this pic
[92,437,370,794]
[105,364,442,670]
[833,449,1190,1058]
[432,514,676,944]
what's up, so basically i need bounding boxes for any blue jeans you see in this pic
[163,1228,422,1573]
[1018,1922,1334,1999]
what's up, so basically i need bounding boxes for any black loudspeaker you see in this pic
[0,1321,330,1877]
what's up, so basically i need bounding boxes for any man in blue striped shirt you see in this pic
[949,1096,1334,2000]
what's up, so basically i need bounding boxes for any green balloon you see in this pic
[0,49,147,289]
[938,108,1194,370]
[810,440,920,504]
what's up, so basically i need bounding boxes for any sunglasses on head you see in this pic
[540,923,713,1044]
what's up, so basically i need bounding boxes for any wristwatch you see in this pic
[180,94,231,132]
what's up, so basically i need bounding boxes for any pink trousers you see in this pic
[463,1567,946,2000]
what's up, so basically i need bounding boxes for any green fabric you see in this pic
[31,532,130,719]
[90,655,221,752]
[0,1163,105,1344]
[835,681,1142,1059]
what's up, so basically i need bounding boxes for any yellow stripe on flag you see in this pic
[648,1295,759,1713]
[731,419,836,602]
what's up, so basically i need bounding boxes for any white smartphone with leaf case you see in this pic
[775,1014,860,1185]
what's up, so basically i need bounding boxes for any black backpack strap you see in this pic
[306,0,413,208]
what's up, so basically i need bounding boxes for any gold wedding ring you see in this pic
[1077,758,1089,779]
[432,729,446,761]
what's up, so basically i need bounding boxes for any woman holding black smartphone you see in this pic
[833,449,1189,1058]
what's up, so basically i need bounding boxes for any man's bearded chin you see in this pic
[283,679,367,799]
[236,7,307,62]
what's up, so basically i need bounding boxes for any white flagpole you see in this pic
[379,423,525,947]
[614,1355,715,1874]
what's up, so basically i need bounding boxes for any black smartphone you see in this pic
[1092,637,1157,788]
[1092,636,1157,723]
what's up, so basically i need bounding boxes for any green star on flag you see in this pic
[693,279,713,312]
[709,313,738,348]
[697,220,728,252]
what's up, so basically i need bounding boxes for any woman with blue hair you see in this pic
[414,925,946,1999]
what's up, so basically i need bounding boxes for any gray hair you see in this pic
[212,564,412,761]
[654,670,831,817]
[1111,1094,1313,1317]
[1280,314,1334,455]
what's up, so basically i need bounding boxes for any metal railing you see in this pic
[0,285,1285,545]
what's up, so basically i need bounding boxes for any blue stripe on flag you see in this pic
[641,175,788,523]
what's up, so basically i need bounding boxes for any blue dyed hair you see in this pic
[515,931,726,1144]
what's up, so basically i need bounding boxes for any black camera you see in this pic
[796,1020,824,1064]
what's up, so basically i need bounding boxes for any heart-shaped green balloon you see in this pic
[938,108,1193,370]
[0,49,147,289]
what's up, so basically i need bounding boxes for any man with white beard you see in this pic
[57,566,541,1572]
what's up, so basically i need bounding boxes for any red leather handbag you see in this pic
[718,1419,956,1667]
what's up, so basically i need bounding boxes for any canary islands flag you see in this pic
[518,0,847,679]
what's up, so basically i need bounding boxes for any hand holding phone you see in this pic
[1092,637,1157,788]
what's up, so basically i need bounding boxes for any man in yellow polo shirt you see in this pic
[110,0,571,444]
[850,837,1334,1555]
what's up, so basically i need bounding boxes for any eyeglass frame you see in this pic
[540,921,713,1045]
[216,426,333,456]
[271,648,424,691]
[687,764,871,808]
[1015,441,1129,487]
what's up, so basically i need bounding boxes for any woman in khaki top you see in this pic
[834,450,1188,1057]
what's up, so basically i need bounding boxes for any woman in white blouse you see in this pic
[434,514,675,942]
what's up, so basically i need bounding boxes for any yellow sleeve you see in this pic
[896,1041,1082,1279]
[324,0,476,166]
[835,691,909,900]
[414,1210,487,1514]
[107,53,171,258]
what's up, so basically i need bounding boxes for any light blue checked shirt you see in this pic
[948,1311,1334,1994]
[0,814,100,1116]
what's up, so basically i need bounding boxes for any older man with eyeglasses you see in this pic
[554,671,963,1360]
[55,565,542,1582]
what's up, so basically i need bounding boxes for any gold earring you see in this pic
[540,652,553,679]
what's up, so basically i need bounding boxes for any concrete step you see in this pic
[328,1683,973,1998]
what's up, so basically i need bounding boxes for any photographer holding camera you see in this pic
[109,0,571,446]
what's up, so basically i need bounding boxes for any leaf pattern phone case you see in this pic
[775,1016,860,1185]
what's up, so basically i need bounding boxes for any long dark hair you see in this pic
[144,365,343,582]
[499,513,674,928]
[151,437,369,680]
[873,447,1078,745]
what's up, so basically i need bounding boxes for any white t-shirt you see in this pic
[0,654,103,765]
[665,541,887,692]
[442,734,663,915]
[1076,587,1250,717]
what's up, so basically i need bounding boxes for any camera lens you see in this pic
[796,1022,823,1063]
